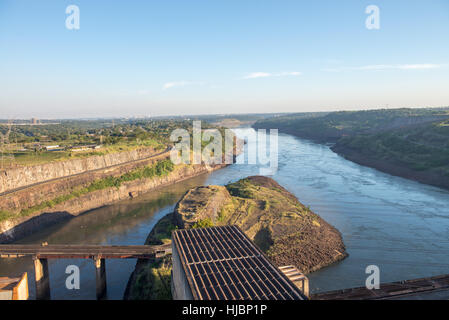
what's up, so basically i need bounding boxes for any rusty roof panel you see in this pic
[172,225,305,300]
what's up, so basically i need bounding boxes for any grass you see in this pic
[226,179,255,198]
[3,139,165,167]
[129,258,172,300]
[152,220,178,244]
[0,210,14,221]
[0,159,175,222]
[192,218,214,229]
[217,201,236,223]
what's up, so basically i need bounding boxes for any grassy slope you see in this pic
[4,139,164,167]
[332,119,449,188]
[254,108,449,188]
[254,108,449,142]
[218,177,347,273]
[125,214,177,300]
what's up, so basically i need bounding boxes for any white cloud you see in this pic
[163,81,204,90]
[397,64,441,70]
[243,72,272,79]
[323,64,443,72]
[243,71,302,79]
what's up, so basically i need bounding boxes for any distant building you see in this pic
[45,145,61,151]
[70,145,102,152]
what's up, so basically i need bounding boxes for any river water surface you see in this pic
[1,128,449,299]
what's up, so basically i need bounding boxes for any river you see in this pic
[1,128,449,299]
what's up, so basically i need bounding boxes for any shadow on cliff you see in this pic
[0,211,74,244]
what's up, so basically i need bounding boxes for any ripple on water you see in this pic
[1,128,449,298]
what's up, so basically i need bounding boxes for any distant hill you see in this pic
[254,107,449,189]
[332,118,449,189]
[254,107,449,143]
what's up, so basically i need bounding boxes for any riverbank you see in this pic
[253,108,449,191]
[0,162,227,243]
[331,144,449,190]
[2,128,448,299]
[124,176,347,299]
[124,213,175,300]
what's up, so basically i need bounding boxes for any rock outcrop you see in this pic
[0,162,226,243]
[0,147,161,194]
[125,175,348,300]
[0,150,169,213]
[174,176,348,274]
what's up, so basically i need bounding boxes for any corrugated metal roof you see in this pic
[312,274,449,300]
[172,225,306,300]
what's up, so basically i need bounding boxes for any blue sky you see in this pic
[1,0,448,118]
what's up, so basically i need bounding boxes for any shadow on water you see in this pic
[1,128,449,298]
[0,173,210,299]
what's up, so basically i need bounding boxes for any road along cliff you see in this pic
[0,161,228,243]
[0,133,243,243]
[0,146,165,195]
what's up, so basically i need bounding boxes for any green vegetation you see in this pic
[150,219,178,244]
[254,107,449,142]
[336,121,449,176]
[0,159,175,222]
[175,176,347,274]
[126,213,176,300]
[0,119,175,167]
[0,117,238,167]
[128,257,172,300]
[226,179,256,198]
[255,107,449,188]
[192,218,214,229]
[127,176,348,299]
[0,210,14,221]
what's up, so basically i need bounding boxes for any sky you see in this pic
[0,0,449,119]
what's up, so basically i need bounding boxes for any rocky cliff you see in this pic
[0,150,169,213]
[0,162,226,243]
[0,147,160,194]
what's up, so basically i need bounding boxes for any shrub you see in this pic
[3,159,176,222]
[192,218,214,229]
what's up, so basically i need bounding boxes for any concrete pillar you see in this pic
[301,276,310,298]
[94,258,107,300]
[33,257,50,300]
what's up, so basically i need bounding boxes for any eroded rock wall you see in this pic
[0,147,159,194]
[0,151,169,212]
[0,163,225,243]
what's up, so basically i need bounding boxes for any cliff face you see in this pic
[173,185,231,228]
[0,151,170,213]
[0,147,160,194]
[0,163,226,243]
